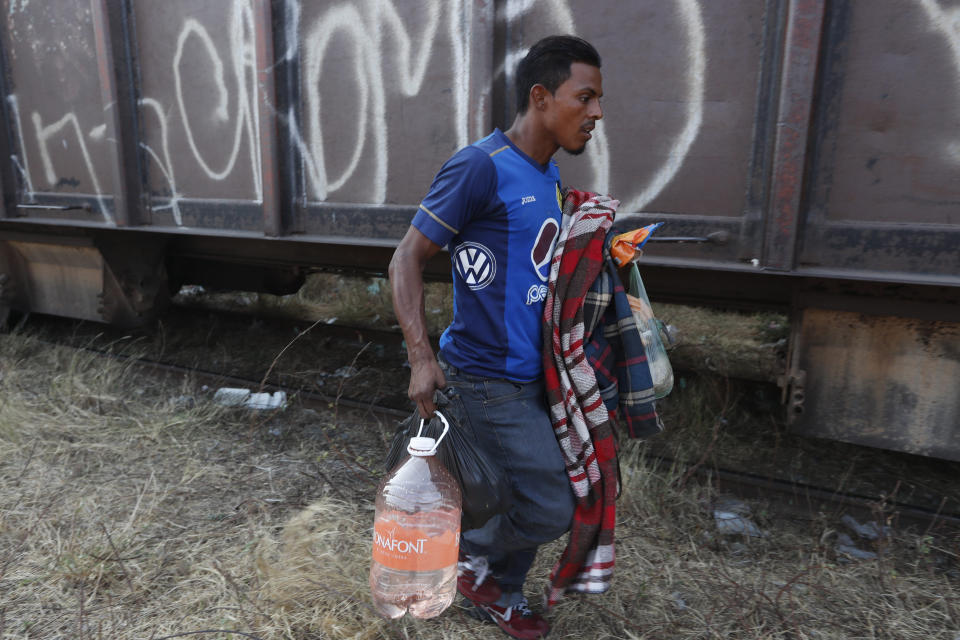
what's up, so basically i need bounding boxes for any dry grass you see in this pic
[654,304,786,382]
[0,332,958,639]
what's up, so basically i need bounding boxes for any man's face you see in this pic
[542,62,604,156]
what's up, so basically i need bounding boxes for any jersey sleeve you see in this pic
[412,146,497,247]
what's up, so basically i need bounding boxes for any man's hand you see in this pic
[408,358,446,418]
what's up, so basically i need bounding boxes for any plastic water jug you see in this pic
[370,413,461,619]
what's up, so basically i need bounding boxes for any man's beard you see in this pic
[564,144,587,156]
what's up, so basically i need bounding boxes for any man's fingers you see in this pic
[409,360,444,418]
[417,399,436,419]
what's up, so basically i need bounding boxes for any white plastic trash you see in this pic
[213,387,287,410]
[246,391,287,410]
[213,387,251,407]
[714,510,765,537]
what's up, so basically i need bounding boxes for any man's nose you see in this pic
[591,99,603,120]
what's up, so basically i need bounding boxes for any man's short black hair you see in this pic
[515,35,601,114]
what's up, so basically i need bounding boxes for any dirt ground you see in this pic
[1,327,959,639]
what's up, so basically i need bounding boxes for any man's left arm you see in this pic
[389,226,446,418]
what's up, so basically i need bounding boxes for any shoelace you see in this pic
[492,597,533,622]
[458,554,491,587]
[511,598,534,618]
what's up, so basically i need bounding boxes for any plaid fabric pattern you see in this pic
[542,189,662,608]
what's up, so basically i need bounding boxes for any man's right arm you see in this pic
[389,225,446,418]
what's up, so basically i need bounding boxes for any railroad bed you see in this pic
[2,308,959,638]
[15,298,960,527]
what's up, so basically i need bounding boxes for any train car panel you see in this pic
[295,0,497,239]
[3,0,118,220]
[816,1,960,226]
[800,0,960,280]
[507,0,770,222]
[134,0,263,204]
[796,307,960,461]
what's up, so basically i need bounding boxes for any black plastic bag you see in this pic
[385,390,511,531]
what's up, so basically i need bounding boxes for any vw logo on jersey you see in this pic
[454,242,496,290]
[531,218,560,282]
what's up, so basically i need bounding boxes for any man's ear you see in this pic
[530,84,550,110]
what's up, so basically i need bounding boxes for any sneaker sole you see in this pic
[463,604,550,639]
[463,604,493,622]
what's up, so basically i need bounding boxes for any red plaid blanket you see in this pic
[542,188,620,607]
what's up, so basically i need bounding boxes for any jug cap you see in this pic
[407,436,437,456]
[407,411,450,456]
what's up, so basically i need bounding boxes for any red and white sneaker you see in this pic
[457,551,502,605]
[467,596,550,639]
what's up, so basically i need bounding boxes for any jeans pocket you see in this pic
[480,379,525,407]
[438,386,479,442]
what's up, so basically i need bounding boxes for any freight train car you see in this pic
[0,0,957,459]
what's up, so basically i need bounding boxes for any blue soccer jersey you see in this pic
[412,129,562,381]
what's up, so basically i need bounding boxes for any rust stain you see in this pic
[797,308,960,459]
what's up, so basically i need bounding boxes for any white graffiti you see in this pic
[7,0,29,17]
[499,0,706,212]
[136,0,263,224]
[6,0,707,225]
[302,4,374,201]
[298,0,454,202]
[623,0,705,212]
[449,0,471,152]
[7,0,265,226]
[171,1,262,195]
[282,0,300,62]
[7,94,35,201]
[88,124,106,141]
[916,0,960,163]
[31,111,109,222]
[138,98,183,225]
[296,0,703,209]
[141,0,700,217]
[502,0,612,195]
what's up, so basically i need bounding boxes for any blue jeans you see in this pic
[440,358,575,593]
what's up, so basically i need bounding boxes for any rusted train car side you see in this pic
[0,0,957,459]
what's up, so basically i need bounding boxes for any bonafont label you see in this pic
[372,520,459,572]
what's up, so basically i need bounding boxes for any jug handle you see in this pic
[416,411,451,456]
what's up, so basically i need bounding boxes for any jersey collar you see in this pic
[493,129,554,174]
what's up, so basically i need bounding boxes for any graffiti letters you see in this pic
[7,0,710,226]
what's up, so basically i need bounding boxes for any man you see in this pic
[388,35,603,639]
